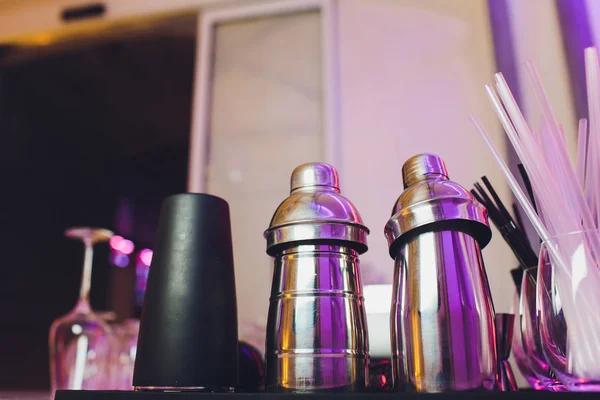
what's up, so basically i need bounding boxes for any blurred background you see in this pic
[0,0,596,390]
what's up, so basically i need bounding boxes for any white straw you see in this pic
[585,48,600,228]
[489,80,570,235]
[524,62,598,235]
[477,53,600,378]
[471,115,551,242]
[577,119,588,190]
[473,113,600,376]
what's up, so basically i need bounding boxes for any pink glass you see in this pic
[538,231,600,391]
[49,227,115,395]
[511,290,544,390]
[518,267,565,391]
[111,319,140,390]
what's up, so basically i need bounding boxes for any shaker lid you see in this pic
[384,154,491,257]
[265,162,369,255]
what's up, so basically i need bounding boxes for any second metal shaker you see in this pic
[385,154,496,392]
[264,162,370,392]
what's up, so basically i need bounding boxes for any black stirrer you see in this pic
[482,176,516,228]
[518,163,537,213]
[472,185,506,228]
[474,183,498,215]
[470,189,486,205]
[471,188,503,224]
[473,178,538,269]
[512,203,525,235]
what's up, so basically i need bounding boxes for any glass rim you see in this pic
[540,229,600,245]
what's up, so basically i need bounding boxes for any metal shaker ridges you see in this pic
[386,153,497,392]
[264,162,370,392]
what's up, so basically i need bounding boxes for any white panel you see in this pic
[205,11,324,347]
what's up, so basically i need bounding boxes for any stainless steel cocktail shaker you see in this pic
[265,162,370,392]
[385,154,496,392]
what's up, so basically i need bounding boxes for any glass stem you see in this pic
[75,239,94,313]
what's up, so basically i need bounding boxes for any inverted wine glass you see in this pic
[49,227,115,395]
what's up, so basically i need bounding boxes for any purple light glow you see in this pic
[110,252,130,268]
[139,249,153,266]
[135,251,152,306]
[109,235,135,255]
[556,0,594,120]
[109,235,123,249]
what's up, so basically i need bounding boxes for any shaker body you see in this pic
[390,230,496,392]
[266,244,369,392]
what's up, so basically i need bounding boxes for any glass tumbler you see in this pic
[511,290,544,390]
[518,267,565,391]
[112,319,140,390]
[538,230,600,391]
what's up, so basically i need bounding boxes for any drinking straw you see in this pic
[576,118,588,190]
[517,164,537,213]
[471,187,504,228]
[512,203,525,235]
[578,51,600,262]
[584,130,597,223]
[491,82,555,230]
[474,183,497,212]
[482,176,514,226]
[495,73,596,252]
[473,178,537,269]
[472,117,600,363]
[471,115,551,243]
[487,83,565,236]
[480,56,600,377]
[524,63,598,236]
[585,48,600,228]
[470,189,485,206]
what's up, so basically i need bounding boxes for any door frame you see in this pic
[187,0,341,192]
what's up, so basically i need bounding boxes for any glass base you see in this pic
[566,382,600,392]
[546,382,567,392]
[529,381,546,391]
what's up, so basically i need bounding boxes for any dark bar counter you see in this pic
[56,391,600,400]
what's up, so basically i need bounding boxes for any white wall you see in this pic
[337,0,516,312]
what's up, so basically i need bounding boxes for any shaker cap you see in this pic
[385,154,491,257]
[265,162,369,255]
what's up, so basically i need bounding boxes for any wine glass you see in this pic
[511,290,544,390]
[49,227,115,395]
[518,266,565,391]
[112,319,140,390]
[538,230,600,391]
